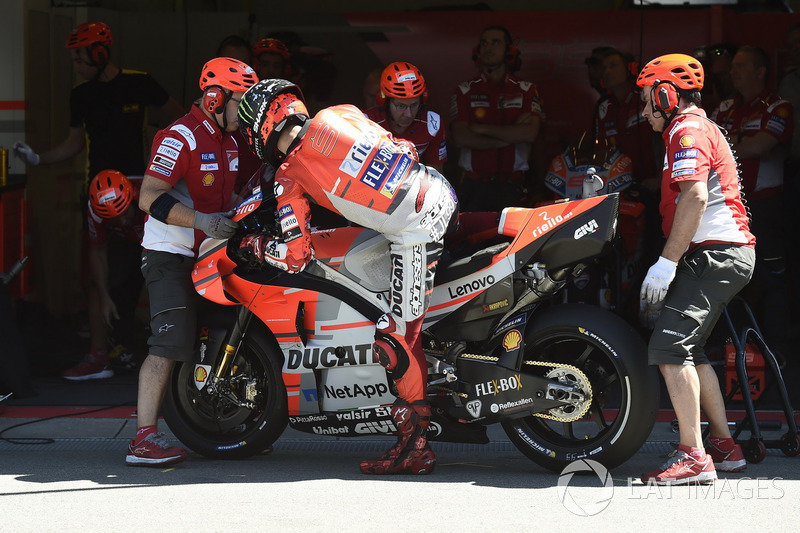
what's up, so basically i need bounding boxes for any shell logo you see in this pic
[202,173,215,186]
[503,329,522,352]
[194,366,208,383]
[475,108,486,119]
[679,135,695,148]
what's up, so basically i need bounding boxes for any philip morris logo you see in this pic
[557,459,613,516]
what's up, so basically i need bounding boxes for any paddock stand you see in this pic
[709,296,800,462]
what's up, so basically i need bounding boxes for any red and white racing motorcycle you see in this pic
[161,186,659,472]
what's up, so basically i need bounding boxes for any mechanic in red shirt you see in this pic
[237,79,458,475]
[450,25,544,211]
[252,37,291,80]
[637,54,755,485]
[364,62,447,172]
[710,45,794,357]
[594,48,660,191]
[129,57,259,467]
[61,170,145,381]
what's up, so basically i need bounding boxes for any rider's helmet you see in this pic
[238,79,308,167]
[252,38,290,61]
[89,169,133,219]
[376,62,428,106]
[65,21,113,49]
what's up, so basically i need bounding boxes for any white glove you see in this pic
[639,298,665,330]
[13,142,40,166]
[640,256,678,306]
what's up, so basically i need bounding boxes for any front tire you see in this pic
[162,327,288,459]
[502,304,658,472]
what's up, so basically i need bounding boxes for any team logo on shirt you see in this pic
[679,135,695,148]
[149,164,171,177]
[498,96,523,109]
[674,149,698,160]
[152,155,176,170]
[157,145,181,159]
[161,138,184,152]
[202,173,215,186]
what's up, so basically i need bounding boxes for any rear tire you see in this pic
[162,327,288,459]
[502,304,659,472]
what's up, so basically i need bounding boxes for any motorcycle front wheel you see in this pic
[162,327,288,459]
[502,303,659,472]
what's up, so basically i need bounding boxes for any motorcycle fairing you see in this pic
[502,194,619,271]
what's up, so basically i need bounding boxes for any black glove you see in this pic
[193,210,238,239]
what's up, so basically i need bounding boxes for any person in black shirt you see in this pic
[12,22,183,380]
[14,21,183,184]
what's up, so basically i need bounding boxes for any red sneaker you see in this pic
[60,361,114,381]
[640,451,717,485]
[126,432,187,466]
[706,441,747,472]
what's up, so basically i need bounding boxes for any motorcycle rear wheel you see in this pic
[502,304,659,472]
[162,327,288,459]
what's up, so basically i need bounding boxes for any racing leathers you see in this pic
[261,104,456,398]
[243,104,457,474]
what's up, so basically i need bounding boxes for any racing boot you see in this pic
[359,399,436,475]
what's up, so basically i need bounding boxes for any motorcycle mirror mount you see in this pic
[582,167,605,198]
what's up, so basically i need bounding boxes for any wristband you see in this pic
[150,193,180,223]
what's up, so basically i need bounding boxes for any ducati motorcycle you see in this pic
[162,186,659,472]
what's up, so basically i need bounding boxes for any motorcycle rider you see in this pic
[637,54,755,485]
[364,61,447,172]
[131,57,259,466]
[237,79,458,475]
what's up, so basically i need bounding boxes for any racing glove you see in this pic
[239,234,312,273]
[193,210,238,239]
[13,142,40,166]
[640,256,678,306]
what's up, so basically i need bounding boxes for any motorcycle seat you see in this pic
[435,242,509,285]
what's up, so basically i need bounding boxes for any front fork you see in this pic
[206,306,254,399]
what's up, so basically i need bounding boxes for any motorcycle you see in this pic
[543,137,647,317]
[161,186,659,472]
